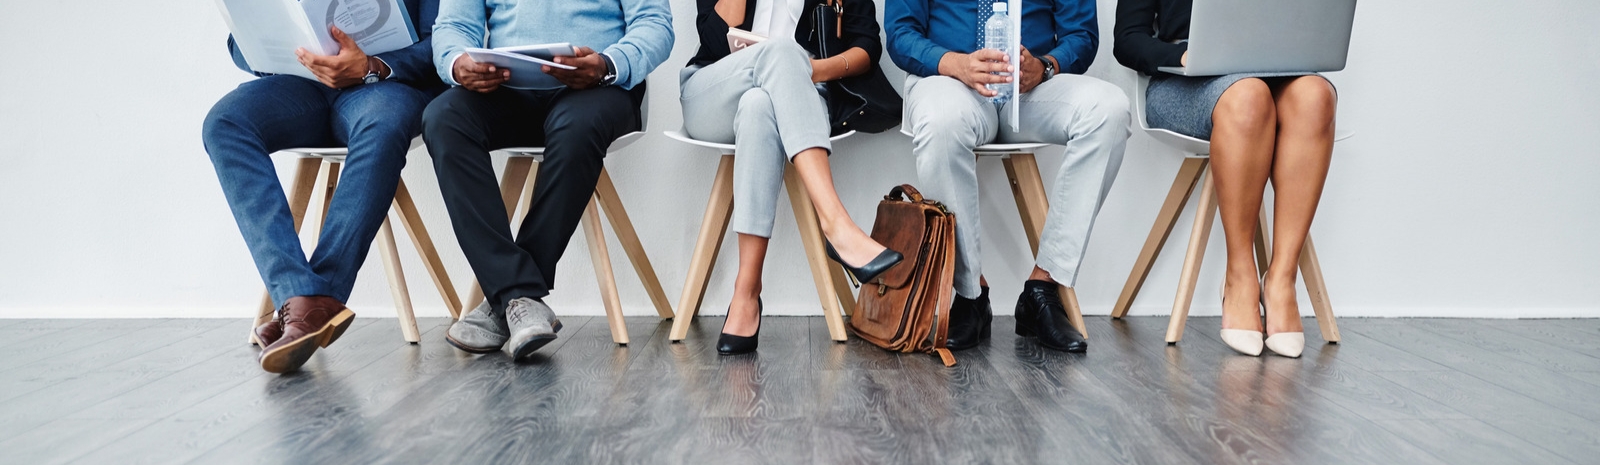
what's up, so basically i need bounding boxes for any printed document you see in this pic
[215,0,418,80]
[463,46,578,90]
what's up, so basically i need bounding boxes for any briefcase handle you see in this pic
[886,184,924,203]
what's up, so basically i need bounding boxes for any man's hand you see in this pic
[452,54,510,93]
[937,50,1012,97]
[296,27,372,89]
[546,47,608,90]
[1018,47,1046,94]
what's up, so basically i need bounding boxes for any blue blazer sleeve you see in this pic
[372,0,442,85]
[885,0,949,77]
[1045,0,1098,75]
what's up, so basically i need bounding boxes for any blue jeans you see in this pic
[203,75,431,308]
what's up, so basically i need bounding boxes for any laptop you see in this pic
[1158,0,1358,76]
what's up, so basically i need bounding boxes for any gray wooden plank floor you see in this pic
[2,316,1597,464]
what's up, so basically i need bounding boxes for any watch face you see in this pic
[364,74,380,84]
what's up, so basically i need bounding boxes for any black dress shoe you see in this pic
[1015,280,1087,353]
[946,287,992,350]
[717,298,762,355]
[824,241,904,285]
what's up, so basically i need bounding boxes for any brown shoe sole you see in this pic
[259,309,355,374]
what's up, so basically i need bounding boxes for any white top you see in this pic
[751,0,805,42]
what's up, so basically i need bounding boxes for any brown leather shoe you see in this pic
[251,304,287,347]
[258,296,354,373]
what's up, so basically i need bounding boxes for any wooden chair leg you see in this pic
[392,180,463,319]
[251,157,324,343]
[1112,158,1208,318]
[1002,153,1087,340]
[462,157,537,312]
[669,155,736,341]
[1256,205,1339,342]
[1166,166,1217,344]
[829,263,856,318]
[785,169,848,342]
[593,168,675,319]
[1300,235,1340,343]
[582,196,629,345]
[376,214,422,343]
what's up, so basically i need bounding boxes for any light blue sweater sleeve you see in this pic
[430,0,486,86]
[604,0,674,89]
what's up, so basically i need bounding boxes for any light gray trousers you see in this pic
[681,40,832,238]
[904,74,1131,298]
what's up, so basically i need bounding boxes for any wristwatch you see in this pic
[362,57,383,85]
[1040,56,1057,81]
[599,54,619,87]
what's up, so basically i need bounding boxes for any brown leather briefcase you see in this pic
[848,185,958,366]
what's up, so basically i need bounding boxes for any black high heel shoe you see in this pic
[717,298,762,355]
[824,241,904,286]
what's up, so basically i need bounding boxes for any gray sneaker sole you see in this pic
[509,320,562,361]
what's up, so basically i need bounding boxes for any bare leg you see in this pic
[1263,76,1337,335]
[1209,78,1278,333]
[724,233,769,337]
[791,148,887,266]
[1028,267,1053,283]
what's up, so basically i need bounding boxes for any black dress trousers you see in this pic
[421,84,645,311]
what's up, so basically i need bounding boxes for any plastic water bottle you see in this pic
[984,1,1013,104]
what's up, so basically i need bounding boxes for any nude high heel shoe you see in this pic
[1219,283,1263,357]
[1261,286,1305,358]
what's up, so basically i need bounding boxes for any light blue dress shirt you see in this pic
[432,0,674,90]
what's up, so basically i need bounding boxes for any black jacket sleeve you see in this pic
[839,0,883,66]
[694,0,741,65]
[1113,0,1187,75]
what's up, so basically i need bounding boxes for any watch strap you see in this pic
[600,53,619,86]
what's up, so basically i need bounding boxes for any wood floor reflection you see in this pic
[0,316,1596,464]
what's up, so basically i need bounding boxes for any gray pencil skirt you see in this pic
[1145,72,1326,140]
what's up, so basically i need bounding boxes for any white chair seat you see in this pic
[282,137,426,161]
[663,130,857,155]
[896,128,1050,155]
[499,130,649,159]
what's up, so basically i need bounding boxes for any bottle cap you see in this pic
[993,2,1007,13]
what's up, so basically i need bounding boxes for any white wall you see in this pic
[0,0,1596,320]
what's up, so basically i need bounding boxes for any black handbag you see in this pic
[809,0,902,134]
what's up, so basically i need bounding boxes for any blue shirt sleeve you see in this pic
[431,0,487,85]
[1045,0,1098,74]
[885,0,950,78]
[601,0,673,90]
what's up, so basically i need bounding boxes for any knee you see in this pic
[546,94,631,143]
[1214,78,1276,133]
[1279,76,1337,127]
[201,102,255,160]
[421,90,469,136]
[755,40,812,71]
[736,89,776,122]
[1085,81,1132,132]
[913,105,982,150]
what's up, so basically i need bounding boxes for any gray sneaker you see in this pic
[446,301,510,354]
[505,297,562,361]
